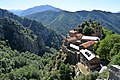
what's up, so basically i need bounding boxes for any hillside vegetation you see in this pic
[0,40,74,80]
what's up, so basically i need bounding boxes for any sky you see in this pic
[0,0,120,12]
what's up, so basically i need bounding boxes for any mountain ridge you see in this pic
[10,5,62,16]
[25,10,120,35]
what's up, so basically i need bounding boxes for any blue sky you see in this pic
[0,0,120,12]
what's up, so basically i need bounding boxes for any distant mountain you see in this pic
[9,9,23,15]
[0,9,63,55]
[116,11,120,13]
[10,5,62,16]
[25,10,120,35]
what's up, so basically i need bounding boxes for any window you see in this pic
[85,52,91,57]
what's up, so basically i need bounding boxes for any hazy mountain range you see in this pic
[9,5,62,16]
[9,9,23,15]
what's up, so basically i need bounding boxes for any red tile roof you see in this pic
[75,33,83,39]
[66,33,83,42]
[66,37,77,42]
[80,41,97,48]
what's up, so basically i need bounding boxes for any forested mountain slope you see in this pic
[0,9,63,54]
[0,17,46,54]
[25,10,120,35]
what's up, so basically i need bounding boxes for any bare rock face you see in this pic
[0,18,45,55]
